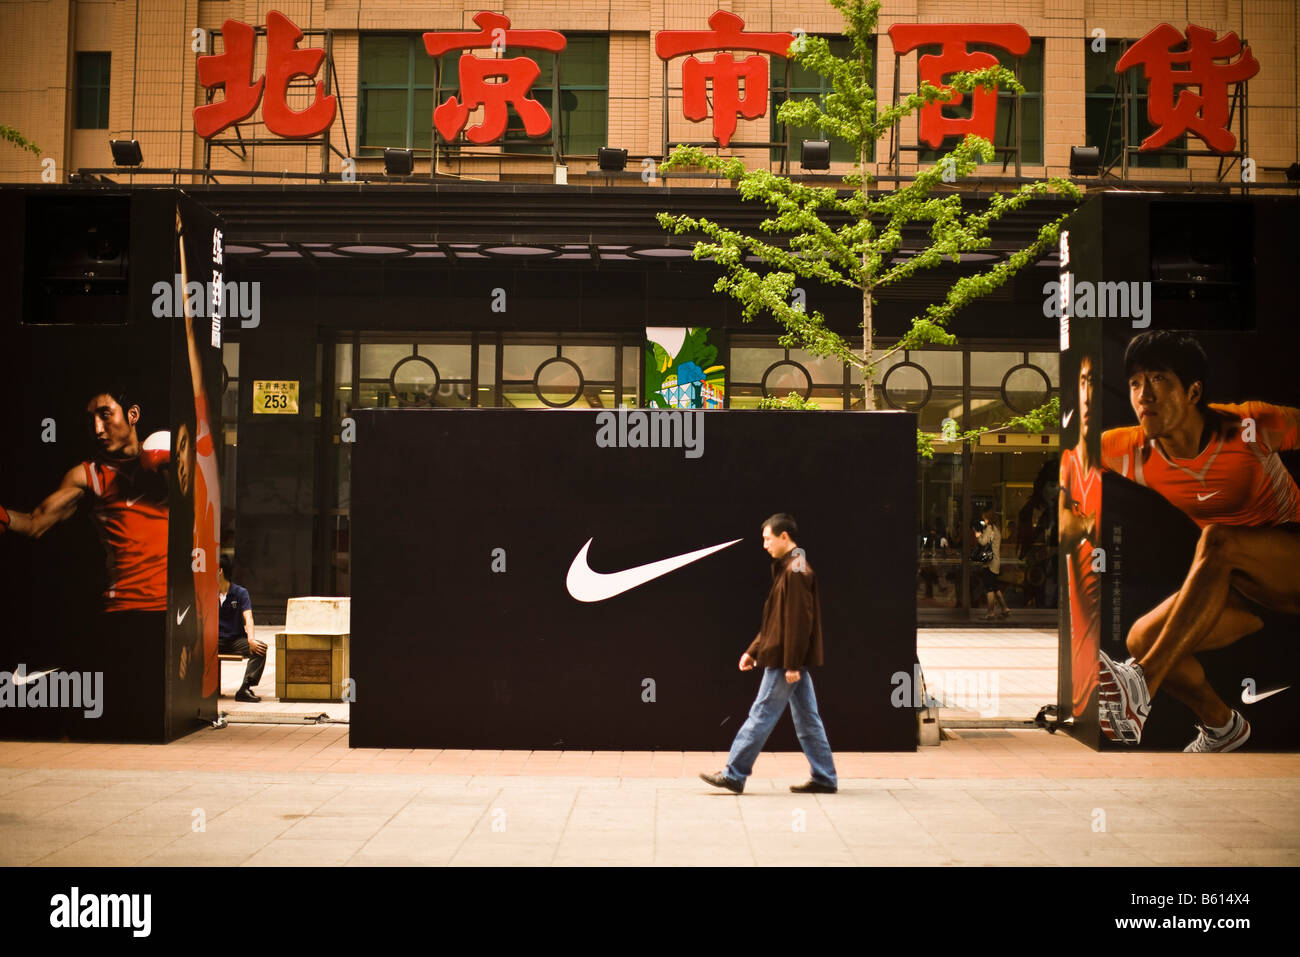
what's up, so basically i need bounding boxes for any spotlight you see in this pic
[800,140,830,171]
[109,139,143,167]
[1069,146,1101,177]
[1285,162,1300,183]
[597,147,627,172]
[383,148,414,176]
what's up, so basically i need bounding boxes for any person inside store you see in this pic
[218,554,266,702]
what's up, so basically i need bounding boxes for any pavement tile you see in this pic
[4,658,1300,867]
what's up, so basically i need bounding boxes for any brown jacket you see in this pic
[745,549,824,670]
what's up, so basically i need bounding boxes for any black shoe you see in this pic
[234,689,261,703]
[699,771,743,794]
[790,779,837,794]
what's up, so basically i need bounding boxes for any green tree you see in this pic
[657,0,1079,454]
[1,124,41,156]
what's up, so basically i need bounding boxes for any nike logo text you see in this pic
[566,538,741,602]
[176,605,190,625]
[1196,491,1220,502]
[1241,685,1289,704]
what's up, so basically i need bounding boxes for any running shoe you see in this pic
[1184,710,1251,753]
[1098,650,1151,744]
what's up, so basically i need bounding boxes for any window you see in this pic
[1085,40,1186,170]
[75,52,110,129]
[503,34,608,157]
[770,36,875,163]
[916,39,1043,166]
[358,36,439,155]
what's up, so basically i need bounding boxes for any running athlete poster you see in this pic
[0,189,222,742]
[1061,194,1300,752]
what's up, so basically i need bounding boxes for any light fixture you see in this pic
[1286,162,1300,183]
[597,147,627,172]
[800,140,830,171]
[109,139,143,167]
[1069,146,1100,177]
[383,148,414,176]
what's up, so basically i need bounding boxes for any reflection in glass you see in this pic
[883,363,930,410]
[1003,364,1050,413]
[762,361,812,397]
[391,356,439,406]
[535,357,583,407]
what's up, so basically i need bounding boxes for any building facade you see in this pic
[3,0,1297,622]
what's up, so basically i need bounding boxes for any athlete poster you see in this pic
[1060,194,1300,752]
[0,189,221,742]
[169,194,224,731]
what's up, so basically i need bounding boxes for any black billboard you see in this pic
[351,407,918,751]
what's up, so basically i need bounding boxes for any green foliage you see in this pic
[0,124,41,156]
[657,0,1081,450]
[757,392,822,410]
[917,396,1060,459]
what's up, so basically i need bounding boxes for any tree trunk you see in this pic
[860,140,875,410]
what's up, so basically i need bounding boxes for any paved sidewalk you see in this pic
[2,727,1297,866]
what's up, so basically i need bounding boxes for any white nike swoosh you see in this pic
[1062,409,1074,429]
[176,605,191,625]
[566,537,742,602]
[13,668,58,686]
[1242,685,1289,704]
[125,495,144,507]
[1196,491,1220,502]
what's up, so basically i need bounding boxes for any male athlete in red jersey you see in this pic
[1060,354,1101,718]
[1097,331,1300,751]
[0,388,168,610]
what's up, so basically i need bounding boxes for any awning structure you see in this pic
[184,183,1080,268]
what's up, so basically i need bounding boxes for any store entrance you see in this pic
[917,444,1060,627]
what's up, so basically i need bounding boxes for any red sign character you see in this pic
[1117,23,1259,153]
[887,24,1030,149]
[655,11,794,149]
[194,10,337,139]
[424,12,566,144]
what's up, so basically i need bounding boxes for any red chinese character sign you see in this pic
[887,24,1030,149]
[655,12,794,149]
[194,11,337,139]
[424,12,565,144]
[1117,23,1259,153]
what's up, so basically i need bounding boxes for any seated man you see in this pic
[218,555,266,703]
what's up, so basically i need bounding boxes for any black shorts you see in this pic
[980,566,1001,591]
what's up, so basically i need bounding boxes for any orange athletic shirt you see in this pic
[193,392,221,698]
[1061,447,1100,718]
[82,459,168,612]
[1101,402,1300,529]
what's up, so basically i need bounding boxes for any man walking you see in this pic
[701,514,838,794]
[218,554,266,703]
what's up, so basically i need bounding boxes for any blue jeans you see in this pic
[724,667,837,790]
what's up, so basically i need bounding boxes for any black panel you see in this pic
[351,408,917,750]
